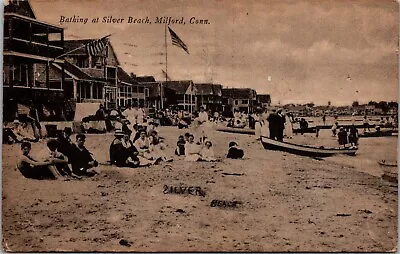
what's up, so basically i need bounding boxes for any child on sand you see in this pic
[17,141,65,180]
[227,141,244,159]
[200,140,217,162]
[175,135,186,156]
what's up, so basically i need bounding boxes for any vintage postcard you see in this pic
[2,0,398,252]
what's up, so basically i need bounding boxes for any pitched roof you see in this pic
[136,76,156,83]
[194,83,222,96]
[161,80,193,94]
[5,0,36,18]
[81,68,104,79]
[61,62,92,80]
[222,88,256,99]
[117,67,138,85]
[141,82,162,97]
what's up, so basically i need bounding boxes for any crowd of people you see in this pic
[15,104,246,180]
[11,101,399,181]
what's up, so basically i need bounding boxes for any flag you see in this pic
[86,36,108,56]
[168,27,189,54]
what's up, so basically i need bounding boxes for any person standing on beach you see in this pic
[123,103,137,131]
[338,127,348,148]
[267,109,279,140]
[363,116,370,131]
[197,106,209,143]
[284,112,294,139]
[252,109,262,140]
[331,121,339,136]
[276,110,286,141]
[137,104,145,126]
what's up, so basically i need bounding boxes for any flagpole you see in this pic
[163,24,167,110]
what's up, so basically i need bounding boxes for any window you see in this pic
[76,56,89,68]
[92,56,104,69]
[234,100,239,105]
[105,66,117,83]
[3,65,11,84]
[242,99,248,104]
[144,88,149,97]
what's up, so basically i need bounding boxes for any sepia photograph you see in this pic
[1,0,399,252]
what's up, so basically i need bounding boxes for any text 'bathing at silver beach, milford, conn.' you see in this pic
[59,15,210,25]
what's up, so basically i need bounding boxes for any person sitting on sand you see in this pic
[184,132,191,143]
[200,140,217,162]
[17,142,66,180]
[134,130,155,160]
[227,141,244,159]
[149,131,173,162]
[184,134,202,162]
[178,118,189,129]
[69,134,99,176]
[122,131,154,166]
[57,127,74,159]
[45,139,80,179]
[110,130,128,166]
[110,130,148,167]
[5,120,38,143]
[175,135,186,156]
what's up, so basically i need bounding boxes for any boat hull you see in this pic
[261,136,357,157]
[359,130,395,138]
[216,127,255,135]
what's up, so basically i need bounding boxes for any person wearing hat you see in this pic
[8,119,38,143]
[227,141,244,159]
[149,130,173,163]
[109,129,125,166]
[69,134,98,176]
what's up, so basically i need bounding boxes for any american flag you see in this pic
[168,27,189,54]
[86,36,108,56]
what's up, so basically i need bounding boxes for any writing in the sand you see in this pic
[163,185,206,197]
[210,199,241,208]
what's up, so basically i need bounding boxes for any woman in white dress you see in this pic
[184,134,202,161]
[252,111,262,140]
[260,108,270,138]
[134,130,155,160]
[284,112,294,139]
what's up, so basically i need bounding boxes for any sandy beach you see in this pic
[2,124,398,252]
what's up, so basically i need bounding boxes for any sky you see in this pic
[18,0,400,105]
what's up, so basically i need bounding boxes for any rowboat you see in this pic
[216,126,255,135]
[261,136,357,157]
[378,160,398,167]
[359,129,396,138]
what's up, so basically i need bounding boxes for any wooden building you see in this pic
[3,0,66,121]
[221,88,257,115]
[194,83,223,112]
